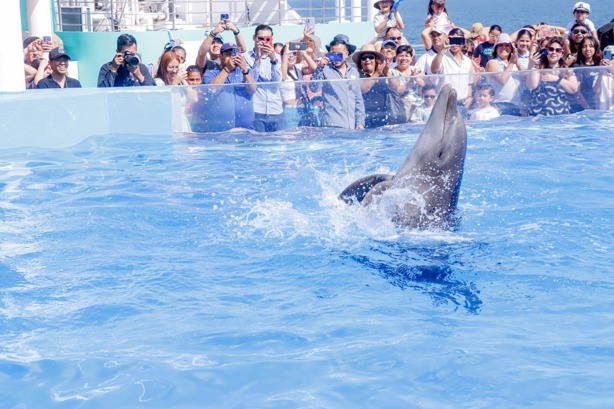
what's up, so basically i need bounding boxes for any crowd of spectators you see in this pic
[21,0,614,132]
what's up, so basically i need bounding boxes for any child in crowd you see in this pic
[425,0,453,33]
[373,0,405,47]
[469,23,488,47]
[470,84,500,121]
[186,65,203,85]
[565,2,598,39]
[410,84,437,122]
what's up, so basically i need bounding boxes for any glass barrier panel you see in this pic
[178,65,613,132]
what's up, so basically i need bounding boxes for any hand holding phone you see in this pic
[289,42,307,51]
[604,49,612,60]
[449,37,466,46]
[220,13,229,22]
[326,52,344,63]
[306,17,315,34]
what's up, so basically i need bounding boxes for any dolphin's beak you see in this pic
[420,84,458,143]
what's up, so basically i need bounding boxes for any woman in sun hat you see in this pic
[353,44,391,128]
[485,33,523,115]
[373,0,405,47]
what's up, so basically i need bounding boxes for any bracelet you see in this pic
[223,67,232,74]
[270,59,278,65]
[242,70,249,75]
[209,31,219,37]
[233,29,240,35]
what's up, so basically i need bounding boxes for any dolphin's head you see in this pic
[397,84,467,177]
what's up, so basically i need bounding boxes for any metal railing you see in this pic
[54,0,367,32]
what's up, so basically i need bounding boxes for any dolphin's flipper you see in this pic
[338,174,394,205]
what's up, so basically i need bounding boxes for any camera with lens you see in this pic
[122,51,140,67]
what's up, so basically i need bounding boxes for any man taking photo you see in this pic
[97,34,155,87]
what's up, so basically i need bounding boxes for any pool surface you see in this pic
[1,110,613,407]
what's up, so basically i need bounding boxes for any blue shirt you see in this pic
[311,63,365,129]
[202,67,254,131]
[242,50,283,115]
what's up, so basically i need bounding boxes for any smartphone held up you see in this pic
[326,52,344,63]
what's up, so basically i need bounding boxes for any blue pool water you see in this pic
[1,111,613,407]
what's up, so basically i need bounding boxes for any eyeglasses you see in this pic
[53,60,69,66]
[360,54,376,61]
[387,36,403,41]
[548,46,563,53]
[572,29,589,35]
[423,95,437,99]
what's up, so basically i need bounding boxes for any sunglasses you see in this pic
[387,37,403,41]
[360,54,376,61]
[572,29,589,35]
[423,94,437,99]
[461,49,473,55]
[548,46,563,53]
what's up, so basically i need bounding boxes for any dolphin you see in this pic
[339,84,467,229]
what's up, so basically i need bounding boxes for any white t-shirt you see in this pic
[428,11,453,33]
[470,106,500,121]
[432,51,473,100]
[373,12,399,40]
[566,18,596,33]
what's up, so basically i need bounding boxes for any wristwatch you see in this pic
[233,29,240,35]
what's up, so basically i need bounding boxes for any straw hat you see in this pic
[352,44,384,66]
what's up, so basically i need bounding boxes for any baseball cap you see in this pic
[430,26,446,35]
[382,40,397,49]
[49,47,71,60]
[220,43,237,53]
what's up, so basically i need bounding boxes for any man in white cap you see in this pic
[415,26,447,92]
[35,47,82,89]
[566,2,598,38]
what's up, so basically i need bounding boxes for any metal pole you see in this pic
[56,0,63,30]
[171,0,175,29]
[0,0,26,91]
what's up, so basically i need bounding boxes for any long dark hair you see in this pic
[427,0,448,15]
[538,37,567,68]
[575,36,602,66]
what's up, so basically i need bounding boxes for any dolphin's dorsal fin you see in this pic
[338,174,394,204]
